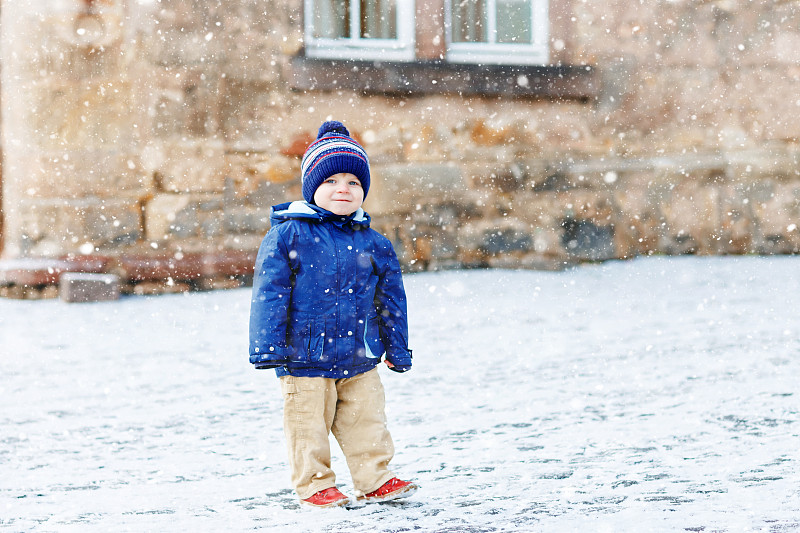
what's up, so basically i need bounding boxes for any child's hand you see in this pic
[384,357,411,373]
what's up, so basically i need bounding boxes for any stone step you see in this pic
[59,273,121,303]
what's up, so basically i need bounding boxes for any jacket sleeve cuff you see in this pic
[250,345,290,367]
[385,349,412,369]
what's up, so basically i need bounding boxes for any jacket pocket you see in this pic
[288,317,325,363]
[363,316,386,360]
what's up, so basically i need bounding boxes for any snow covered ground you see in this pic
[1,256,799,532]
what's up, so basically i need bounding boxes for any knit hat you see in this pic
[301,120,370,203]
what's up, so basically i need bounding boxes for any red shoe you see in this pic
[300,487,350,508]
[357,478,419,503]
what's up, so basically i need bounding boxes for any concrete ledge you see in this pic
[59,273,121,303]
[116,250,256,282]
[0,257,109,286]
[0,250,258,299]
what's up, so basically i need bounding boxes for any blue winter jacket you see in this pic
[249,201,413,378]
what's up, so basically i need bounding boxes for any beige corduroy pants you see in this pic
[279,367,395,499]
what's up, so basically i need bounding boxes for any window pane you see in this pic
[496,0,532,43]
[313,0,350,39]
[452,0,487,43]
[360,0,397,39]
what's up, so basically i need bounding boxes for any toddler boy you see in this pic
[249,120,417,508]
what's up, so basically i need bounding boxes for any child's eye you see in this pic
[349,180,361,186]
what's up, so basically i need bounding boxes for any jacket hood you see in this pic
[270,201,371,228]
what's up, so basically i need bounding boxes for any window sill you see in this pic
[288,56,598,100]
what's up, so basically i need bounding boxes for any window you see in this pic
[292,0,592,101]
[304,0,415,61]
[446,0,549,65]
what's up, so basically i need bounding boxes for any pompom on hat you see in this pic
[301,120,370,203]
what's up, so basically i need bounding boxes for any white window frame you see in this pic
[304,0,416,62]
[445,0,549,65]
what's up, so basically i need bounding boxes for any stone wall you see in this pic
[1,0,799,297]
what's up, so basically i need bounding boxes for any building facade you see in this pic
[1,0,799,296]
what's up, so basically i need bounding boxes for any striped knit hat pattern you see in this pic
[301,120,370,203]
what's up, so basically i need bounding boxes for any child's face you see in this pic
[313,173,364,216]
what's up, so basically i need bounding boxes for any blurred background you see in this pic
[2,0,800,298]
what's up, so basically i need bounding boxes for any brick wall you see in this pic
[1,0,799,297]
